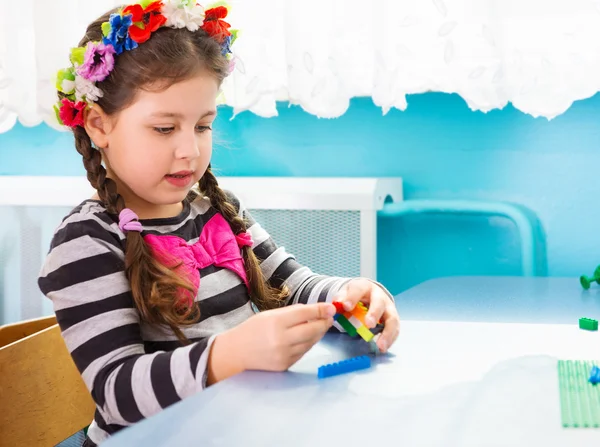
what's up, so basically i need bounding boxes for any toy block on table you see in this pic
[557,360,600,427]
[317,355,371,379]
[579,318,598,331]
[589,366,600,385]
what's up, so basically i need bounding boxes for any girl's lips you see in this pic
[165,171,194,188]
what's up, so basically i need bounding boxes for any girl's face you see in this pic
[88,71,218,218]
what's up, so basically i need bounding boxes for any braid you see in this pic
[199,166,288,310]
[74,127,124,214]
[73,127,199,344]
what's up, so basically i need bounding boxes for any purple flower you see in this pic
[77,42,116,82]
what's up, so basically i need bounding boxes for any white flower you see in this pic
[61,78,76,95]
[75,75,103,103]
[162,0,205,32]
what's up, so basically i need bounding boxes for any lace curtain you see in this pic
[2,0,600,132]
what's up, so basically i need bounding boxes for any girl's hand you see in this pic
[335,279,400,353]
[207,302,336,384]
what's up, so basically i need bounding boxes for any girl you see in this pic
[38,1,400,445]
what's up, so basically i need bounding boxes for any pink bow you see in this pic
[143,214,253,306]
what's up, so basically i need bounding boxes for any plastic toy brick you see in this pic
[356,325,374,342]
[332,300,377,343]
[334,314,358,337]
[589,366,600,385]
[348,315,363,329]
[317,355,372,379]
[557,360,600,427]
[579,318,598,331]
[356,302,369,313]
[332,301,345,314]
[350,302,368,325]
[347,303,375,342]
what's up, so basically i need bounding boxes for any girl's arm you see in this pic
[38,213,216,431]
[225,191,394,306]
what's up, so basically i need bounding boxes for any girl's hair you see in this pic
[68,8,287,343]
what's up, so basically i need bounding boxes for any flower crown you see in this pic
[55,0,237,128]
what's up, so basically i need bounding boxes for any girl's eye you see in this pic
[154,127,174,135]
[153,126,212,135]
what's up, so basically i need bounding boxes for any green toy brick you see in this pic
[557,360,600,428]
[579,318,598,331]
[334,314,358,337]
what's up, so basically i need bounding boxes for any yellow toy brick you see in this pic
[356,325,374,342]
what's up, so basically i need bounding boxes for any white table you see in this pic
[103,317,600,446]
[99,277,600,446]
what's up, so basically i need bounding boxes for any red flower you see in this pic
[59,98,86,128]
[201,6,231,44]
[124,1,167,44]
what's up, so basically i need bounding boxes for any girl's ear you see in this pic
[84,105,111,149]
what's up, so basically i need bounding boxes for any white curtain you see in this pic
[2,0,600,132]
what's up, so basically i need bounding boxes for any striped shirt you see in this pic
[38,190,357,445]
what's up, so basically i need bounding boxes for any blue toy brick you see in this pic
[317,355,371,379]
[589,366,600,385]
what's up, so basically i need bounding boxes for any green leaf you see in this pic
[55,68,75,93]
[230,29,238,46]
[53,104,64,126]
[70,47,86,66]
[101,21,112,38]
[140,0,154,8]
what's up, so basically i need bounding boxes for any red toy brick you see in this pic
[332,301,345,314]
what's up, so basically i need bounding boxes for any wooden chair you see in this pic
[0,314,57,349]
[0,323,96,447]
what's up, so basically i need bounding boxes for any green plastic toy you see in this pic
[579,318,599,331]
[580,265,600,289]
[558,360,600,428]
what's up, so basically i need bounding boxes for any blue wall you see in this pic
[2,93,599,294]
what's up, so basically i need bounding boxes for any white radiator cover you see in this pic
[0,176,403,324]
